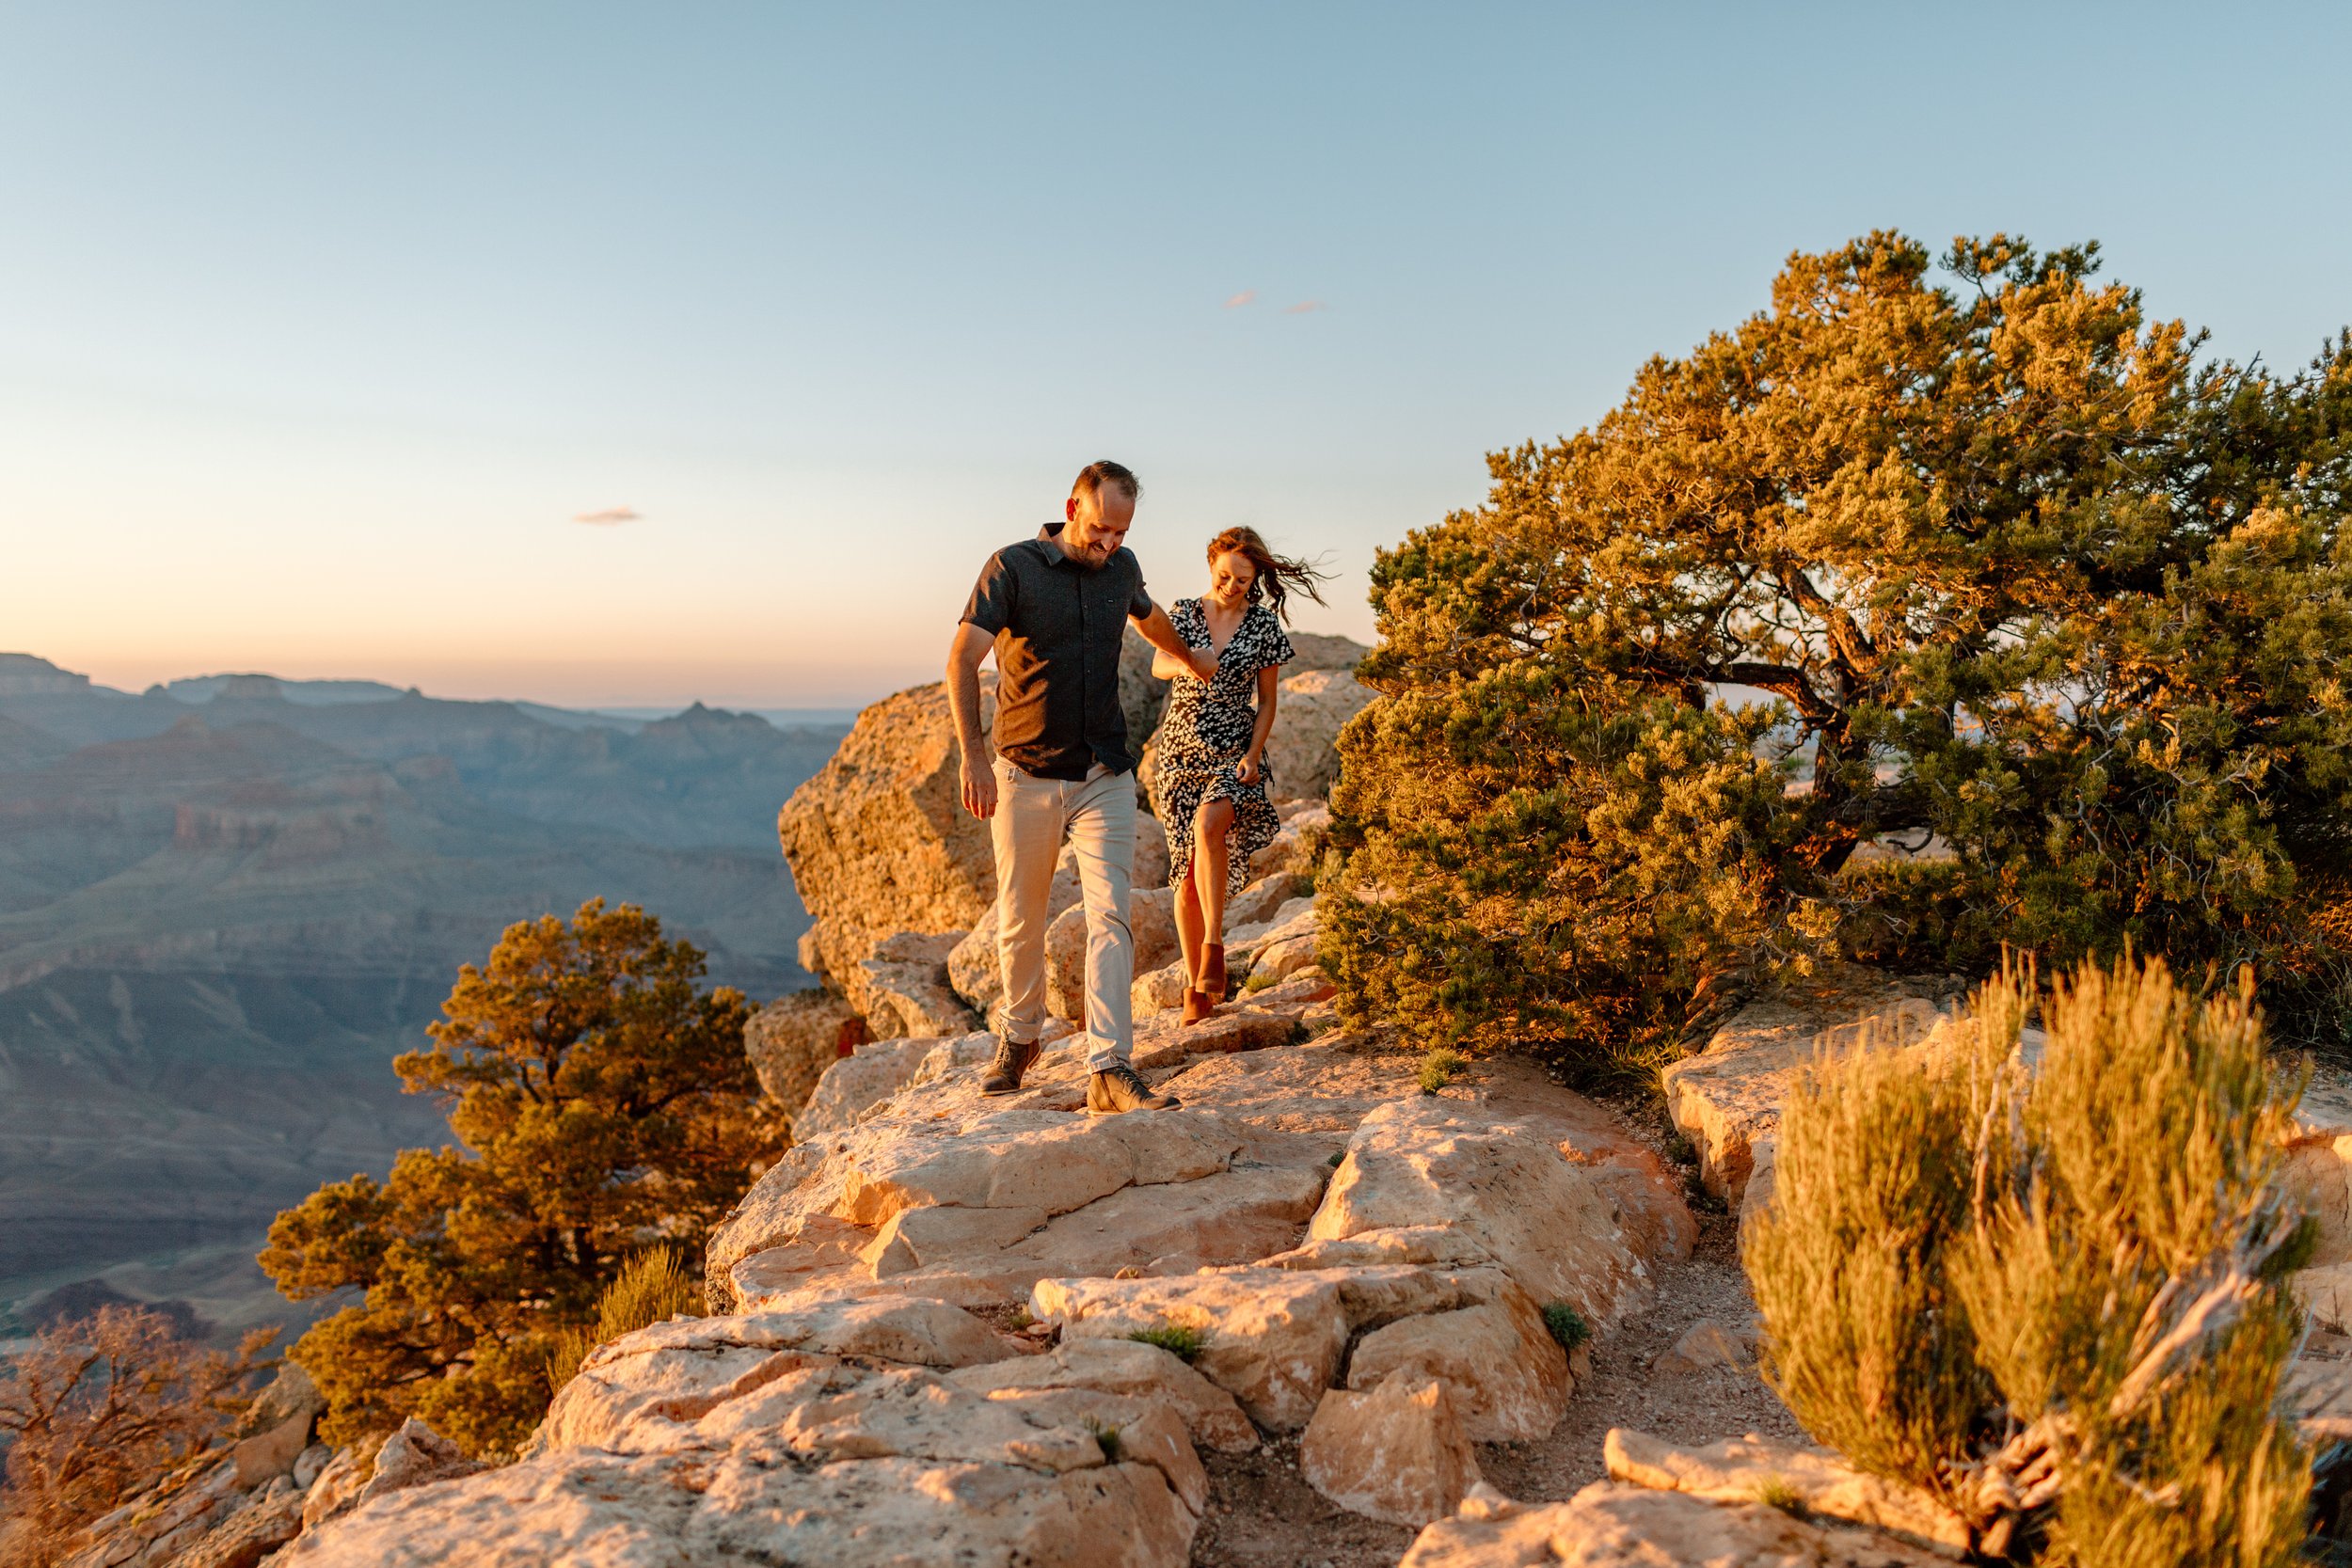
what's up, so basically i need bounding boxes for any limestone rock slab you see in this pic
[789,1037,934,1139]
[1347,1285,1572,1442]
[1032,1268,1349,1430]
[1603,1429,1967,1558]
[1659,975,1963,1208]
[1301,1377,1482,1528]
[948,1337,1260,1453]
[1398,1481,1954,1568]
[1310,1098,1656,1327]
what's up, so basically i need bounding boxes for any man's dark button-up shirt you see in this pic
[961,521,1154,780]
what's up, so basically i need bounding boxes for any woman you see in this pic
[1150,527,1329,1024]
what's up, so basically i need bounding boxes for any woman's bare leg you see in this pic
[1194,799,1235,945]
[1173,871,1205,988]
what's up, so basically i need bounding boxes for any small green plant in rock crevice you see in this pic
[1086,1418,1124,1463]
[1419,1047,1467,1095]
[1126,1323,1208,1363]
[1754,1477,1808,1518]
[1541,1302,1588,1353]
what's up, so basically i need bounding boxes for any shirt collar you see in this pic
[1036,520,1085,570]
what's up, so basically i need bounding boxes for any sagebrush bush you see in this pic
[1748,955,2313,1564]
[1323,231,2352,1063]
[1743,998,2003,1504]
[546,1245,706,1392]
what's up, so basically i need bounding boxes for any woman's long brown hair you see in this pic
[1205,527,1330,623]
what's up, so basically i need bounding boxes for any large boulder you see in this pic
[778,681,997,990]
[742,990,867,1116]
[850,930,981,1039]
[1308,1097,1668,1329]
[1263,668,1377,801]
[1301,1377,1483,1528]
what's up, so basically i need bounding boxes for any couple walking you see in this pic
[946,460,1326,1114]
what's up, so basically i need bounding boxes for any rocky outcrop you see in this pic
[679,983,1691,1542]
[741,989,866,1115]
[777,681,997,992]
[1263,668,1377,801]
[280,1311,1205,1568]
[848,929,981,1038]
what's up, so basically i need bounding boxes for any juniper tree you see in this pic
[1324,232,2352,1060]
[261,900,785,1457]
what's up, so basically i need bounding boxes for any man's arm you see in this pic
[1133,603,1217,681]
[947,622,997,818]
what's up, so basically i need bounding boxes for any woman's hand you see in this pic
[1235,752,1262,785]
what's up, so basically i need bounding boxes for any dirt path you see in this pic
[1188,1084,1804,1567]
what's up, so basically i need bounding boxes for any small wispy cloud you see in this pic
[573,506,642,526]
[1223,289,1257,309]
[1283,300,1328,315]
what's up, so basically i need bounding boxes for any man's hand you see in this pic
[1136,603,1221,687]
[961,754,998,819]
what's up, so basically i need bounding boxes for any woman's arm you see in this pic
[1235,665,1279,784]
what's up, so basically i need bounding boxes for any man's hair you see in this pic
[1070,460,1141,505]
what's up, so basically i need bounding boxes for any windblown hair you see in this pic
[1206,526,1329,623]
[1070,460,1140,504]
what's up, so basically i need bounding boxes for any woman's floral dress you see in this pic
[1152,596,1294,896]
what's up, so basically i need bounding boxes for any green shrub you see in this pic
[1418,1047,1467,1095]
[1747,955,2312,1561]
[546,1244,706,1391]
[1540,1302,1588,1353]
[1323,233,2352,1063]
[1085,1418,1123,1462]
[1242,972,1278,994]
[1126,1324,1208,1363]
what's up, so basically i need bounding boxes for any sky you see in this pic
[3,3,2348,710]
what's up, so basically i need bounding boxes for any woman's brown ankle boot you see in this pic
[1200,942,1227,1001]
[1181,987,1215,1024]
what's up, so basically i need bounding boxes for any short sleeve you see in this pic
[961,551,1017,635]
[1125,559,1153,620]
[1264,613,1295,671]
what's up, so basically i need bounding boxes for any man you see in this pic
[947,460,1216,1113]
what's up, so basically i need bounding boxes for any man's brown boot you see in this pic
[1088,1059,1180,1114]
[979,1037,1041,1096]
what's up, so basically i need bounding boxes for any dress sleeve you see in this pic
[1264,612,1295,672]
[961,550,1017,634]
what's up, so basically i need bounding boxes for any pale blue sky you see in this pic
[4,3,2346,707]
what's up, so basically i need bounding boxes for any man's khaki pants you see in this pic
[992,757,1136,1073]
